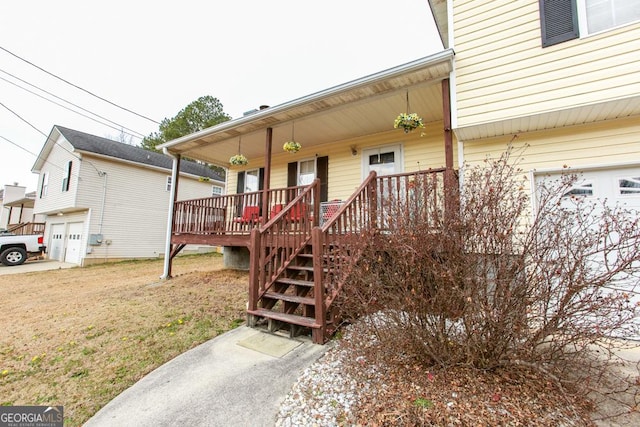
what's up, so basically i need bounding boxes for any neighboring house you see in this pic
[32,125,225,266]
[157,0,640,343]
[0,184,45,233]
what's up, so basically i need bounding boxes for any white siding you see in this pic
[33,136,79,214]
[76,155,215,263]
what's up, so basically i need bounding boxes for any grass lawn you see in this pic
[0,253,247,426]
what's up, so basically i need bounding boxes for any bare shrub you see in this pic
[339,145,640,415]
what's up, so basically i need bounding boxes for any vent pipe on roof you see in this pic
[242,105,270,117]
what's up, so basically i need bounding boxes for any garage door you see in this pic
[536,165,640,336]
[545,167,640,212]
[64,222,84,264]
[49,223,65,261]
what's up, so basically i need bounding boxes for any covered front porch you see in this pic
[160,49,457,342]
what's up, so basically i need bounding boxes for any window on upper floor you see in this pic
[62,161,72,192]
[212,185,223,196]
[166,176,172,192]
[539,0,640,47]
[580,0,640,34]
[40,172,48,198]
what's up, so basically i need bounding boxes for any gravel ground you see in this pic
[274,320,640,427]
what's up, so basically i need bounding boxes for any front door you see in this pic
[362,144,403,178]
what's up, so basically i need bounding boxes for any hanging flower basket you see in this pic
[394,113,424,133]
[283,141,301,153]
[229,154,248,166]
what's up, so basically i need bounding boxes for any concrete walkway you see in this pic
[0,259,76,275]
[84,326,329,427]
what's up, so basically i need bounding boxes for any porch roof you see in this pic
[159,49,454,167]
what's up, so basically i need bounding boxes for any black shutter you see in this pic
[258,168,265,190]
[287,162,298,187]
[539,0,579,47]
[317,156,329,203]
[236,172,245,216]
[236,172,245,194]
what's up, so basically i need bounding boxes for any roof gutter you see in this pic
[158,49,455,151]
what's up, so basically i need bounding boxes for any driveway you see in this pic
[0,259,76,275]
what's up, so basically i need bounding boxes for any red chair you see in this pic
[234,206,260,224]
[270,204,284,217]
[288,203,309,222]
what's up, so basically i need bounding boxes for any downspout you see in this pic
[161,151,180,279]
[98,171,107,234]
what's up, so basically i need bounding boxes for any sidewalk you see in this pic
[0,259,76,275]
[84,326,329,427]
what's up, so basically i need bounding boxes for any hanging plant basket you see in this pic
[229,154,248,166]
[283,141,301,153]
[394,113,425,133]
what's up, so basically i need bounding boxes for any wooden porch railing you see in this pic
[171,167,454,343]
[312,168,450,340]
[248,179,320,312]
[172,184,310,236]
[6,222,46,235]
[313,172,378,314]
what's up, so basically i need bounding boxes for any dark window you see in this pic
[539,0,579,47]
[40,172,48,198]
[62,161,72,192]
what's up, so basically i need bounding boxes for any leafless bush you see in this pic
[339,145,640,405]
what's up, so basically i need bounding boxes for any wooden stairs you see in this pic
[247,242,331,343]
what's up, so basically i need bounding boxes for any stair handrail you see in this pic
[312,171,378,333]
[248,179,320,312]
[6,222,46,235]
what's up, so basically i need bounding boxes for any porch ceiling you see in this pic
[160,50,454,167]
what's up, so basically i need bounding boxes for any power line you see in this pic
[0,100,47,137]
[0,102,102,176]
[0,45,160,125]
[0,72,145,139]
[0,134,67,175]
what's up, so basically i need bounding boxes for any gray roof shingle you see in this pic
[55,126,224,182]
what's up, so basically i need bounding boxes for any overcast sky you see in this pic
[0,0,443,192]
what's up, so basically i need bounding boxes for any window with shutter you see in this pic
[539,0,579,47]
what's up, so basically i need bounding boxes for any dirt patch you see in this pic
[0,253,248,426]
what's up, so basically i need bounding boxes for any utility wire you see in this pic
[0,100,47,137]
[0,101,103,176]
[0,45,160,125]
[0,73,145,139]
[0,134,68,175]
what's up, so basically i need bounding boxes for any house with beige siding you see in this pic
[32,126,224,266]
[430,0,640,200]
[158,0,640,343]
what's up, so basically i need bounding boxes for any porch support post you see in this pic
[161,153,181,279]
[261,127,273,224]
[442,78,457,216]
[311,227,326,344]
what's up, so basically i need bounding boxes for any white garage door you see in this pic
[536,165,640,336]
[49,223,65,261]
[64,222,84,264]
[550,167,640,211]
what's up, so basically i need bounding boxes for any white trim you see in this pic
[158,50,455,151]
[531,161,640,175]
